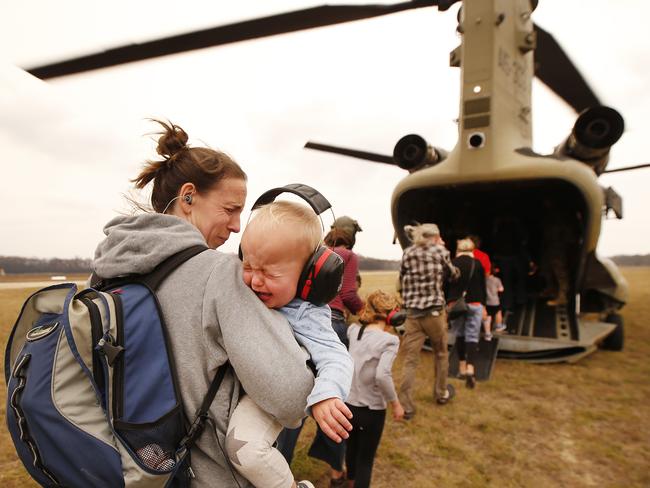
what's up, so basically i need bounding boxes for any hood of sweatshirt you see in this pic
[93,213,207,278]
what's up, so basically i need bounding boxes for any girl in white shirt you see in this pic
[345,290,405,488]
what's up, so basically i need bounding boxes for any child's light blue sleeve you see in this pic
[280,299,353,412]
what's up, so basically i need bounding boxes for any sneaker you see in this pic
[465,374,476,389]
[436,384,456,405]
[298,482,315,488]
[403,411,415,420]
[484,332,493,341]
[494,323,506,333]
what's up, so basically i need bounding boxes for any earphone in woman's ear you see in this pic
[184,193,193,204]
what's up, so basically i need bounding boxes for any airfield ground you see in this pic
[0,269,648,487]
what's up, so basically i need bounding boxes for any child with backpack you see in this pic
[230,198,354,488]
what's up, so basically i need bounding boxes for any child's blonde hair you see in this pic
[359,290,399,325]
[456,238,475,256]
[247,200,322,257]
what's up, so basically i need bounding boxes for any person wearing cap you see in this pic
[324,216,365,347]
[331,216,363,245]
[398,223,460,418]
[447,238,487,389]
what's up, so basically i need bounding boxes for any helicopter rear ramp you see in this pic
[496,299,615,362]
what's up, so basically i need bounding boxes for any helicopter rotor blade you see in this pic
[602,163,650,174]
[305,142,395,165]
[27,1,443,79]
[534,23,601,113]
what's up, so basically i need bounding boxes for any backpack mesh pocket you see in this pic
[114,405,184,473]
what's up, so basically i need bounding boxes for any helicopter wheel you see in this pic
[600,313,624,351]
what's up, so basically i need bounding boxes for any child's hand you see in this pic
[391,400,405,421]
[312,398,353,443]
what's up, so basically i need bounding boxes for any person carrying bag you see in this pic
[447,239,486,389]
[447,259,475,319]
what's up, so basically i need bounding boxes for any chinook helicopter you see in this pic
[25,0,649,363]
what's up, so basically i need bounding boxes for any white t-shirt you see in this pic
[485,275,503,306]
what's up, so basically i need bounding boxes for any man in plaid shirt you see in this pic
[398,223,459,416]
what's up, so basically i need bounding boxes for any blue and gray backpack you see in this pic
[5,245,229,487]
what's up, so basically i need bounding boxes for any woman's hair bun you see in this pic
[155,120,189,160]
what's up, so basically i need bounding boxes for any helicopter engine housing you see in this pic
[557,106,624,175]
[393,134,448,172]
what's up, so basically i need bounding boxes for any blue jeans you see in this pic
[331,317,349,348]
[450,303,483,344]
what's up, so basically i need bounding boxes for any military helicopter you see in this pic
[25,0,650,363]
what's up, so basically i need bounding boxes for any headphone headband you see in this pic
[251,183,333,216]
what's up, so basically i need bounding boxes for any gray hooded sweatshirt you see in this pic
[93,213,314,487]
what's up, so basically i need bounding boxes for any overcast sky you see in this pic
[1,0,648,260]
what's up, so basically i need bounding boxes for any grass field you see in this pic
[1,269,649,487]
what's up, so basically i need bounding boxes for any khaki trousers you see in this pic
[398,310,449,413]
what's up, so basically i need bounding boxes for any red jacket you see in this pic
[328,247,364,314]
[473,248,491,276]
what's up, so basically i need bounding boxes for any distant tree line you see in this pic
[1,254,646,275]
[609,254,650,266]
[357,255,400,271]
[0,256,92,274]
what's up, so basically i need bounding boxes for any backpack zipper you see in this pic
[79,297,106,395]
[110,292,125,420]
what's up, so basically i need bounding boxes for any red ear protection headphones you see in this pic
[239,184,344,306]
[386,307,407,327]
[357,307,407,340]
[297,246,343,306]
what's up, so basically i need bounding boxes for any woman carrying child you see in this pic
[344,290,405,488]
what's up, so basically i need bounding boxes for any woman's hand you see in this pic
[391,400,405,421]
[312,398,353,443]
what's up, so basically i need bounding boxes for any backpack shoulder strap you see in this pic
[142,245,209,290]
[180,360,231,450]
[92,245,208,291]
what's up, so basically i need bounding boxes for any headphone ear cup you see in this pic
[386,308,407,327]
[297,247,344,306]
